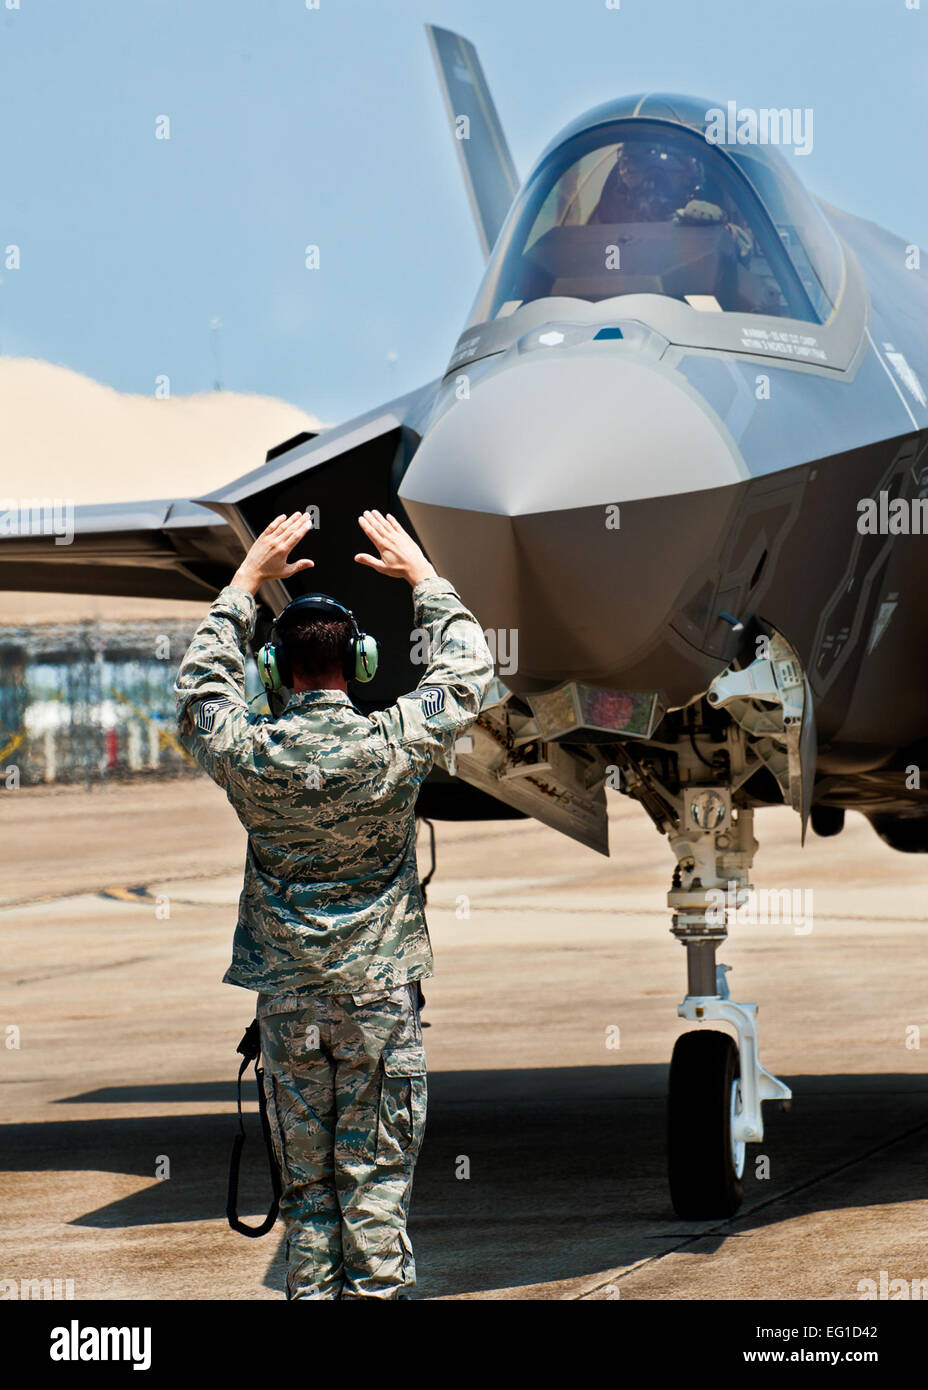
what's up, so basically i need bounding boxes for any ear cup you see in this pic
[256,643,289,692]
[353,634,379,683]
[257,643,278,693]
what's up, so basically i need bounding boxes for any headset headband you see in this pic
[258,591,377,690]
[273,593,360,639]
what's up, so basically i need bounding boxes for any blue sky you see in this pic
[1,0,925,423]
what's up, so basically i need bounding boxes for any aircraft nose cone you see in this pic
[400,352,747,704]
[402,352,744,515]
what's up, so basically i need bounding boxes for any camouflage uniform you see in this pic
[175,576,493,1298]
[257,983,426,1299]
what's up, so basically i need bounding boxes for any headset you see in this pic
[256,593,379,692]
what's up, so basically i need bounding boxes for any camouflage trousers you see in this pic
[256,981,427,1300]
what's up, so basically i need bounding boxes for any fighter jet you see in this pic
[5,26,928,1220]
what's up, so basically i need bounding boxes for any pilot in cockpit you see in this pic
[589,141,754,265]
[588,142,684,224]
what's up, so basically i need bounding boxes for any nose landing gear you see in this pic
[668,1028,745,1218]
[666,790,791,1219]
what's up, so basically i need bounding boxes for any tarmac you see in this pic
[0,777,925,1300]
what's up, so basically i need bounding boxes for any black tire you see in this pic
[811,805,845,838]
[667,1029,744,1219]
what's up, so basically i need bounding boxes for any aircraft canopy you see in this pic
[466,108,844,328]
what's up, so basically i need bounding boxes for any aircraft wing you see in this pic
[0,381,438,613]
[426,24,520,259]
[0,497,241,603]
[0,377,445,714]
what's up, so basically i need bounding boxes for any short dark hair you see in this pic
[278,613,354,682]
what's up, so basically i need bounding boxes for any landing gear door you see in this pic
[707,629,815,844]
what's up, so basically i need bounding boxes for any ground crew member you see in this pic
[174,508,494,1299]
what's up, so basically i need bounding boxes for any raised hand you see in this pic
[354,510,436,587]
[231,511,316,595]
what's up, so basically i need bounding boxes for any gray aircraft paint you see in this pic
[398,349,749,514]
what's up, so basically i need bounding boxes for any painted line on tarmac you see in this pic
[0,872,241,912]
[577,1113,928,1300]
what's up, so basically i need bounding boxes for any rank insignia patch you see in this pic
[415,686,445,718]
[196,698,231,733]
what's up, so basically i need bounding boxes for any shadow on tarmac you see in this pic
[6,1064,927,1297]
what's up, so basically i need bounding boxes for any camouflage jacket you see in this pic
[174,577,494,996]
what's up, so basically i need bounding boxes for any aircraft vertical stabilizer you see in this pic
[425,24,519,260]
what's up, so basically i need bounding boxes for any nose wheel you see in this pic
[662,787,791,1219]
[667,1029,745,1218]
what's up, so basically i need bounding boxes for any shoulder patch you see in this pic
[196,697,231,733]
[414,685,446,718]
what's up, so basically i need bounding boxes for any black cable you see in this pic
[689,726,715,770]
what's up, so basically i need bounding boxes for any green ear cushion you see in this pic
[354,634,379,683]
[257,642,283,693]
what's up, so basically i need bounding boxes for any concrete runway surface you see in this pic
[0,778,926,1301]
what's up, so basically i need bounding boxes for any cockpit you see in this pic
[465,103,844,329]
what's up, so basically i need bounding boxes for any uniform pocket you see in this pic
[374,1042,427,1167]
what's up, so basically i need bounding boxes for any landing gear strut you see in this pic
[666,789,791,1219]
